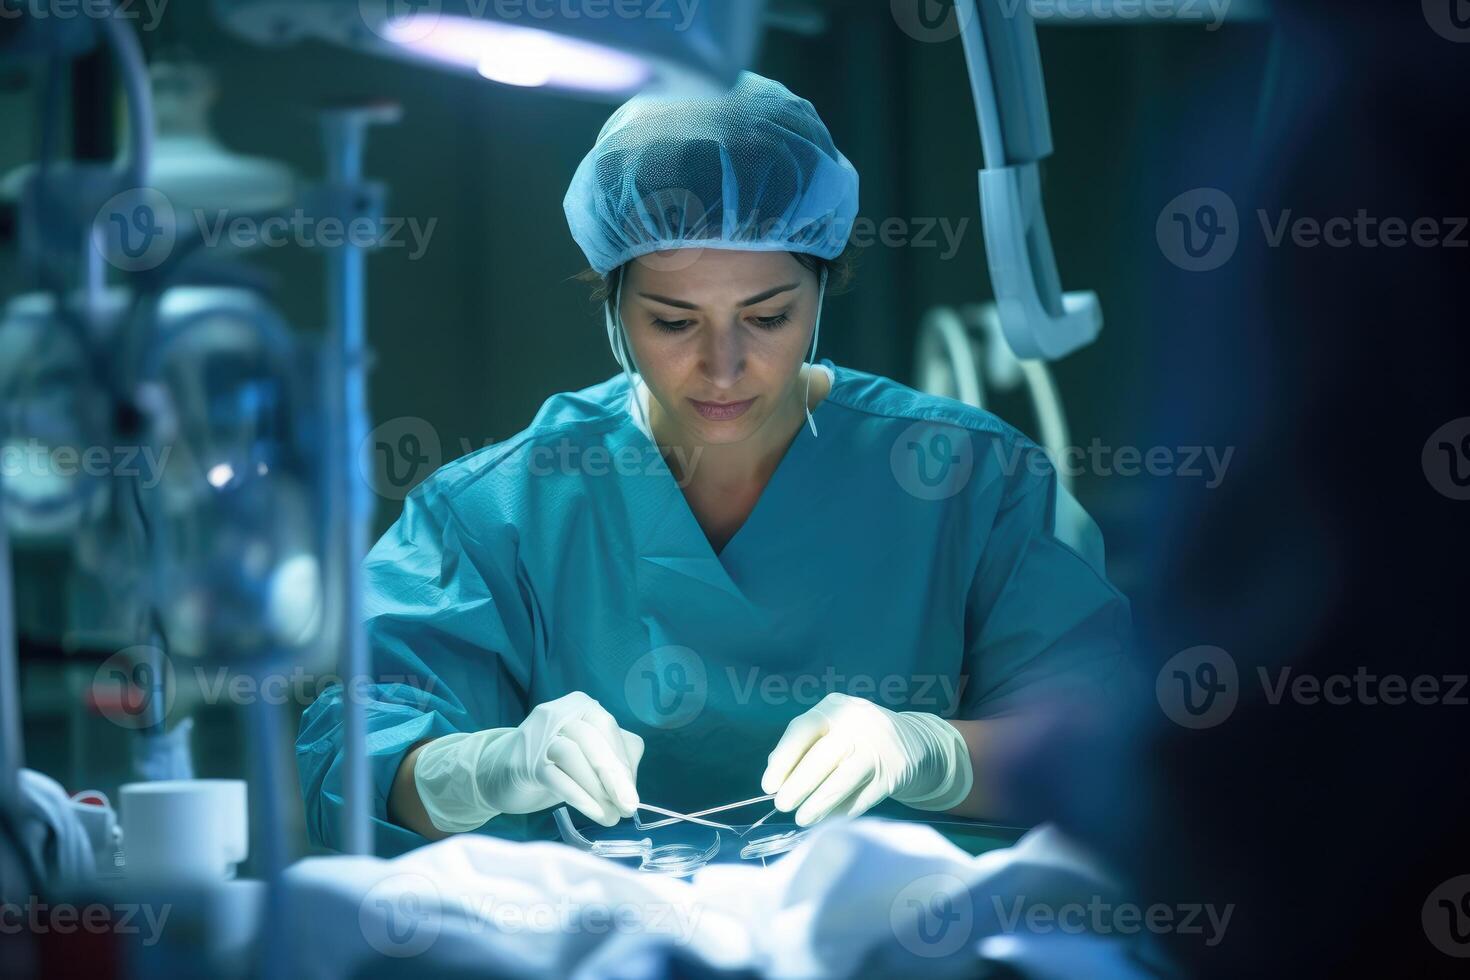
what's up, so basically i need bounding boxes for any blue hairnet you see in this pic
[564,71,860,276]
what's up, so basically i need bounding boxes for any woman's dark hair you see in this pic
[575,244,859,308]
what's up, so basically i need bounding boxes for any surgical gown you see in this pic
[297,361,1131,853]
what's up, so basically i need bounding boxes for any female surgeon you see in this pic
[296,72,1130,852]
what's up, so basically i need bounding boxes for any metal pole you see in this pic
[323,112,370,856]
[0,482,22,801]
[321,103,399,855]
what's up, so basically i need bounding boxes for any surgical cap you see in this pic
[564,71,860,276]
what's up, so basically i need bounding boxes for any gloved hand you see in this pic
[760,692,973,827]
[414,691,643,832]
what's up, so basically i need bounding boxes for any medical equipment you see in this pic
[0,291,117,544]
[913,303,1112,570]
[139,286,325,660]
[639,836,723,877]
[737,828,806,861]
[146,61,297,234]
[634,803,738,833]
[552,807,652,859]
[954,0,1102,361]
[633,794,775,832]
[0,63,308,713]
[212,0,764,100]
[630,794,816,863]
[0,485,17,805]
[0,37,334,647]
[318,100,401,858]
[918,0,1147,566]
[0,283,326,660]
[0,29,395,980]
[0,9,158,842]
[740,806,778,837]
[915,303,1072,490]
[555,803,813,876]
[554,805,722,876]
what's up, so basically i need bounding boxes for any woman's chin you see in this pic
[684,414,760,445]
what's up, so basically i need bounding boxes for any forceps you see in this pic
[634,794,776,832]
[737,807,779,838]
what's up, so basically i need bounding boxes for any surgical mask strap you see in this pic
[803,266,828,439]
[604,273,652,434]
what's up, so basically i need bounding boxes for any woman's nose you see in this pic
[698,324,746,388]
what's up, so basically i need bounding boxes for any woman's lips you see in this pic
[688,397,755,421]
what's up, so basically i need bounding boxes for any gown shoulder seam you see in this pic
[425,407,631,501]
[824,366,1039,448]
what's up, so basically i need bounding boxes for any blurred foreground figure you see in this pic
[1001,3,1470,976]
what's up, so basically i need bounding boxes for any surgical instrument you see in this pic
[633,794,775,832]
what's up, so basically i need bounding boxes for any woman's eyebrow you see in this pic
[638,283,800,311]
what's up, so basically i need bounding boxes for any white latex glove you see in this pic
[414,691,644,833]
[759,692,973,827]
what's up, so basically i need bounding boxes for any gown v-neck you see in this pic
[629,367,833,576]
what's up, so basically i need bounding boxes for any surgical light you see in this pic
[212,0,764,100]
[207,463,237,489]
[382,15,649,94]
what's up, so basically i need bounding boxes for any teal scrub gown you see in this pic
[296,361,1131,854]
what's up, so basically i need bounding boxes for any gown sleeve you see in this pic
[956,438,1133,719]
[295,472,537,853]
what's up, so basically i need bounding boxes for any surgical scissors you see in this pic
[633,794,776,832]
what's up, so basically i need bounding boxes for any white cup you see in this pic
[119,779,249,882]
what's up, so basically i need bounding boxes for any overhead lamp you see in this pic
[212,0,765,100]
